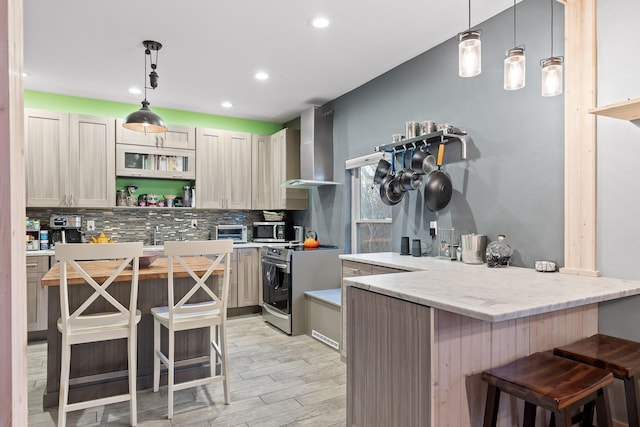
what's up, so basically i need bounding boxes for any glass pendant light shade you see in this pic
[458,31,482,77]
[541,57,563,96]
[504,48,526,90]
[123,100,167,133]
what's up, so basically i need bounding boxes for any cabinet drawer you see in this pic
[26,256,49,274]
[371,265,404,275]
[342,261,373,278]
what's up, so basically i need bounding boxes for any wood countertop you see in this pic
[41,257,224,286]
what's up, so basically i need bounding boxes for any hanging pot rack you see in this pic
[375,129,468,160]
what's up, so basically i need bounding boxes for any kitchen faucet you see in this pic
[177,229,187,241]
[153,226,160,246]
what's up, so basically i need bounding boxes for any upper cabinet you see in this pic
[115,119,196,180]
[115,120,196,150]
[251,129,307,210]
[270,129,308,210]
[196,127,252,209]
[25,109,115,207]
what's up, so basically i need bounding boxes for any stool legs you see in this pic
[483,384,500,427]
[595,388,612,427]
[523,402,537,427]
[624,377,640,427]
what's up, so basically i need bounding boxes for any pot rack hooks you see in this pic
[375,129,468,160]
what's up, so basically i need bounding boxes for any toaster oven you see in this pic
[212,224,247,243]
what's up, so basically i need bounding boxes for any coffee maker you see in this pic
[49,215,83,247]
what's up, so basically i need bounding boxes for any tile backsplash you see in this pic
[26,208,265,245]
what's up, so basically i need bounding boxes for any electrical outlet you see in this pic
[191,219,198,228]
[87,220,95,231]
[429,221,437,237]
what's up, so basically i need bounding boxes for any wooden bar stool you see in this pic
[554,334,640,427]
[481,352,613,427]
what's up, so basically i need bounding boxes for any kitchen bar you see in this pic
[40,257,226,408]
[341,253,640,426]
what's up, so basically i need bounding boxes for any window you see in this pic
[347,153,392,253]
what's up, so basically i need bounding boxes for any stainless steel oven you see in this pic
[261,245,343,336]
[261,247,292,334]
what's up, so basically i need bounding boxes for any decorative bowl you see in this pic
[138,251,161,268]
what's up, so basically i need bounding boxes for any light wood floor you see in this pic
[28,314,346,426]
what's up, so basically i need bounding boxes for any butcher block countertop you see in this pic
[340,252,640,322]
[41,257,223,286]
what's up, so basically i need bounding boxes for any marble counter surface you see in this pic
[341,252,640,322]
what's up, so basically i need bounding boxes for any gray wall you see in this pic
[312,0,565,267]
[596,0,640,340]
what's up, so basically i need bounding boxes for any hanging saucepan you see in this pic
[397,147,423,191]
[373,158,391,184]
[379,151,404,206]
[424,142,453,212]
[411,142,436,175]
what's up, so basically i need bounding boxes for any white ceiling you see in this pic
[23,0,515,124]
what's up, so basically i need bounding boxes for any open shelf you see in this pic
[589,98,640,121]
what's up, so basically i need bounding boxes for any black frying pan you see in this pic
[423,143,452,212]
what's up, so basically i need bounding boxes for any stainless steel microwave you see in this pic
[252,221,292,243]
[213,224,247,243]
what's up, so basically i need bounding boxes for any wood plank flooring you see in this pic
[27,314,346,426]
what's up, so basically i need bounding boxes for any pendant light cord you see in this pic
[468,0,471,30]
[143,48,148,101]
[513,0,517,47]
[550,0,554,56]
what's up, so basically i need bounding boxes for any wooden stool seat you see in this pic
[554,333,640,427]
[482,352,613,427]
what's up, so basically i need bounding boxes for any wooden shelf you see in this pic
[589,98,640,121]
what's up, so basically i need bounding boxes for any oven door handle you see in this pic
[263,304,289,320]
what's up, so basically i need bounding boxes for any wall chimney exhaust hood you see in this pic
[282,106,341,188]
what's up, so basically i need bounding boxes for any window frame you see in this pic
[346,152,392,253]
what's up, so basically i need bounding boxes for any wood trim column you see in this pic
[0,0,27,424]
[559,0,600,277]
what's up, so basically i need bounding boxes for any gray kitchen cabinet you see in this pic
[210,249,238,308]
[340,260,405,360]
[26,255,50,333]
[237,247,260,307]
[251,134,272,210]
[196,127,252,209]
[270,128,307,210]
[115,119,195,150]
[25,109,115,207]
[251,129,307,210]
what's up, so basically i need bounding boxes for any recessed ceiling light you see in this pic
[221,101,233,108]
[22,72,30,78]
[128,87,142,95]
[310,16,330,29]
[255,71,269,81]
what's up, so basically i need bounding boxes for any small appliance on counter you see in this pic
[253,221,294,243]
[49,215,83,247]
[212,224,248,243]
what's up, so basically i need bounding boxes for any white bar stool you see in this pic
[55,242,143,427]
[151,240,233,419]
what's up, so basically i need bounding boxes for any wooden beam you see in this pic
[0,0,28,424]
[560,0,600,277]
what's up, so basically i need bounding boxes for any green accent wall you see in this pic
[115,178,193,204]
[24,90,283,135]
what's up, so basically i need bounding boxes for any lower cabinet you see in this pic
[27,255,50,333]
[212,248,259,308]
[237,248,260,307]
[341,260,405,360]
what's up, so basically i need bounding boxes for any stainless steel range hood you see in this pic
[282,106,341,188]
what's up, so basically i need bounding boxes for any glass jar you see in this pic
[486,234,513,268]
[116,190,126,207]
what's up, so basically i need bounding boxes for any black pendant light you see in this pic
[123,40,167,133]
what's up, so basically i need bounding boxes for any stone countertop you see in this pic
[340,252,640,323]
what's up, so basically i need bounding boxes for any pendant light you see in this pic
[457,0,482,77]
[504,0,525,90]
[123,40,167,133]
[540,0,563,96]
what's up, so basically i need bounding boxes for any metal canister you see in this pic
[405,121,420,139]
[460,233,488,264]
[421,120,437,135]
[116,190,126,206]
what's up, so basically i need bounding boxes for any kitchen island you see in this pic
[341,253,640,427]
[40,257,226,408]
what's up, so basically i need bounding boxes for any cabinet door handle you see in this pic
[349,268,361,274]
[131,173,143,176]
[26,263,38,268]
